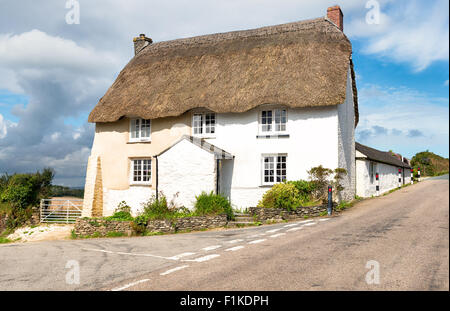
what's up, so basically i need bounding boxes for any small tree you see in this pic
[307,165,333,201]
[307,166,347,202]
[332,168,347,200]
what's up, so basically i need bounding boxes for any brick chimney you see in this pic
[133,34,153,55]
[327,5,344,32]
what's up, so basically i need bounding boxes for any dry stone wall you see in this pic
[74,218,133,237]
[249,205,336,222]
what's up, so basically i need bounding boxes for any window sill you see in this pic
[256,134,289,139]
[127,140,152,144]
[259,184,274,188]
[129,184,152,187]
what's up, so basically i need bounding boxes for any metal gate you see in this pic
[40,199,83,223]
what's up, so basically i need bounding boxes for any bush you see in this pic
[194,192,234,220]
[257,183,301,211]
[105,201,133,221]
[0,168,54,229]
[287,180,317,203]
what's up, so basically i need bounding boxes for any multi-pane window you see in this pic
[192,112,216,136]
[262,155,287,185]
[130,118,151,142]
[260,109,287,133]
[131,159,152,184]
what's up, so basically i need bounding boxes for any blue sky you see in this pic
[0,0,448,186]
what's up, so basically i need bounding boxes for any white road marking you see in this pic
[160,265,189,276]
[319,218,330,222]
[184,254,220,262]
[83,248,173,260]
[284,223,299,228]
[302,222,316,227]
[266,228,282,233]
[167,252,196,260]
[111,279,150,291]
[270,233,286,238]
[286,226,303,232]
[202,245,222,251]
[248,239,266,244]
[297,219,314,224]
[227,239,244,244]
[225,246,244,252]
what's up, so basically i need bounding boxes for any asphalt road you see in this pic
[0,176,448,291]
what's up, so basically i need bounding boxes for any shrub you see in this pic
[287,180,317,203]
[0,169,54,229]
[105,201,133,221]
[194,192,234,220]
[257,183,301,211]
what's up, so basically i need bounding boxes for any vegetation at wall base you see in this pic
[194,191,234,220]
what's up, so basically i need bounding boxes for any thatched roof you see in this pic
[89,17,358,125]
[356,142,411,168]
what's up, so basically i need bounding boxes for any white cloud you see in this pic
[0,114,7,139]
[445,80,449,86]
[347,0,449,71]
[356,84,449,157]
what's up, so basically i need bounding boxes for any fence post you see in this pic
[376,172,380,196]
[398,168,402,188]
[418,167,421,182]
[40,199,43,223]
[410,169,414,185]
[327,186,332,216]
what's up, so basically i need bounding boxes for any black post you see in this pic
[327,186,332,216]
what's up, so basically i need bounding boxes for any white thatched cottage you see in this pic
[82,5,359,217]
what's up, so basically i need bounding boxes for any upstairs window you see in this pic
[130,159,152,185]
[260,108,287,134]
[192,112,216,136]
[130,118,151,142]
[262,154,287,185]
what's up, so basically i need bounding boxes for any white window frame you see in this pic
[129,118,151,142]
[192,112,216,137]
[129,158,152,185]
[261,154,287,186]
[259,108,287,135]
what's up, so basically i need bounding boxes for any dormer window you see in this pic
[259,108,287,134]
[130,118,151,142]
[192,112,216,137]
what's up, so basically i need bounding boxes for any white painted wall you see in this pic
[337,68,356,201]
[103,186,156,216]
[158,139,216,210]
[356,159,408,197]
[206,105,340,209]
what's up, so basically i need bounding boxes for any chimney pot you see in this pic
[327,5,344,32]
[133,34,153,55]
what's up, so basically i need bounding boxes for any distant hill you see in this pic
[411,151,449,177]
